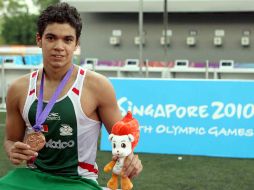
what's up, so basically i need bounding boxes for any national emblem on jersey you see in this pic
[60,124,73,136]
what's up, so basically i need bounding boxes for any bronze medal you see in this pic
[24,132,46,151]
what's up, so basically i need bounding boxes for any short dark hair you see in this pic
[37,2,82,41]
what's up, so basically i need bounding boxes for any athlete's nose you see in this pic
[54,40,64,51]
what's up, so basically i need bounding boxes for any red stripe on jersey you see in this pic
[72,87,79,95]
[78,162,98,174]
[29,89,35,96]
[80,69,85,75]
[43,125,48,132]
[32,72,37,78]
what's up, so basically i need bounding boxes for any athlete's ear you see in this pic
[36,33,42,48]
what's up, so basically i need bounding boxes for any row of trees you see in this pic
[0,0,59,45]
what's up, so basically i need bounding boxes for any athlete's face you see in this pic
[36,23,78,69]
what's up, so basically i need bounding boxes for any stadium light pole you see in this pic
[163,0,172,78]
[138,0,145,77]
[163,0,168,62]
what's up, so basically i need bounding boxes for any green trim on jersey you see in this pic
[28,96,79,176]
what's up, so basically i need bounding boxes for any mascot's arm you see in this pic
[104,160,116,173]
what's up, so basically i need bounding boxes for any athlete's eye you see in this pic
[65,37,74,44]
[46,35,54,41]
[113,143,116,148]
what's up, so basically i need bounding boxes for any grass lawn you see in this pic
[1,112,254,189]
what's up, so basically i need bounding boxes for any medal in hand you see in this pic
[24,131,46,168]
[24,132,46,152]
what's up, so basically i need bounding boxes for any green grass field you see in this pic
[1,112,254,189]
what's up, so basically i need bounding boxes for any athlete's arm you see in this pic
[93,74,143,178]
[95,75,122,132]
[4,76,38,165]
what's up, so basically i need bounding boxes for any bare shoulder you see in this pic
[8,74,30,95]
[6,74,30,110]
[85,70,114,94]
[84,70,122,131]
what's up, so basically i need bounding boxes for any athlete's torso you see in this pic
[22,66,101,180]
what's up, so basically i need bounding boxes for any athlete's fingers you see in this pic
[11,152,33,162]
[13,141,31,150]
[123,153,142,178]
[12,148,38,157]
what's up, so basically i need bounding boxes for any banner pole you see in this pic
[0,57,6,110]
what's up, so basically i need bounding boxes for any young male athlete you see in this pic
[0,2,142,190]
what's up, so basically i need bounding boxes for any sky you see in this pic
[25,0,40,14]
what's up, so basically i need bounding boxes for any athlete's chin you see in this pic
[49,61,67,69]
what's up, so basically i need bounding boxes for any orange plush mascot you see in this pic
[104,111,140,190]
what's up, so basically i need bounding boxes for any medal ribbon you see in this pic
[32,65,74,132]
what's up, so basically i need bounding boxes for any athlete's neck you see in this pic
[43,65,74,82]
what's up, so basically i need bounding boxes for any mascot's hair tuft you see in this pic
[111,111,140,149]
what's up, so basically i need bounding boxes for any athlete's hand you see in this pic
[122,152,143,179]
[9,141,38,165]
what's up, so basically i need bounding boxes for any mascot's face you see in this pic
[109,134,134,157]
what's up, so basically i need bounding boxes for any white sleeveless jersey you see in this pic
[22,66,102,181]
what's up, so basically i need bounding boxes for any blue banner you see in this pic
[100,78,254,158]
